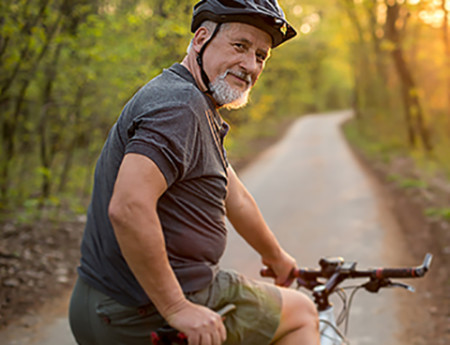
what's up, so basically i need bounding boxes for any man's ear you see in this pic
[192,27,211,54]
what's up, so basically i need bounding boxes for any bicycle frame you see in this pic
[319,306,346,345]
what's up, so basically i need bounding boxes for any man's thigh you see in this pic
[188,269,282,345]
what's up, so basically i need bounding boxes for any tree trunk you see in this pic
[57,86,84,194]
[341,0,372,119]
[39,42,63,200]
[366,0,389,84]
[384,2,433,151]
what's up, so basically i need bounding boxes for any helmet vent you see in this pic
[218,0,246,9]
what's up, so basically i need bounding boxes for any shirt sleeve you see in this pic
[125,104,199,187]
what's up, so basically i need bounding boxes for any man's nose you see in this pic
[240,51,259,75]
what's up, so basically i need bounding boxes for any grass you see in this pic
[387,174,428,189]
[425,207,450,221]
[343,117,450,179]
[343,116,450,224]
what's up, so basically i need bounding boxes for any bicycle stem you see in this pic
[312,272,346,311]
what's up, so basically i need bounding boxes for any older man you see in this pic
[69,1,319,345]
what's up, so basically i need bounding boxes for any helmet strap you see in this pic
[196,22,222,95]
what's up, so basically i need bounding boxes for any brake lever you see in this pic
[363,278,416,293]
[390,281,415,292]
[363,278,391,293]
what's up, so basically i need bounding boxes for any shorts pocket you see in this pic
[95,297,160,327]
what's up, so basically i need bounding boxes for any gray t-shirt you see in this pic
[78,63,230,307]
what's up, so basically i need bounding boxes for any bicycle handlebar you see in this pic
[261,253,432,310]
[261,253,432,283]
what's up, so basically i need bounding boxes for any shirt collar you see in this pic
[167,63,198,87]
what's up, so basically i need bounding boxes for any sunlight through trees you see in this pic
[0,0,448,218]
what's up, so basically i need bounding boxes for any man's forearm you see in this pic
[227,188,282,261]
[225,167,283,262]
[225,167,297,286]
[110,206,187,318]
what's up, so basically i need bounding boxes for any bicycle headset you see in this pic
[191,0,297,94]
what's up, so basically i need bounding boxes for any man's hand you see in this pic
[262,249,297,287]
[165,299,227,345]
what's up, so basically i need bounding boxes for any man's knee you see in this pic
[270,288,320,344]
[280,288,319,328]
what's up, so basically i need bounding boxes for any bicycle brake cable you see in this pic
[319,319,351,345]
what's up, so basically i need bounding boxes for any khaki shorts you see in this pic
[69,269,281,345]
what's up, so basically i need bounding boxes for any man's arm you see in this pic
[108,153,226,345]
[225,166,296,286]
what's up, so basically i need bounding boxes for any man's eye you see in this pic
[257,54,267,62]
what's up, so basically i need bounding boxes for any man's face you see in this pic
[201,22,272,108]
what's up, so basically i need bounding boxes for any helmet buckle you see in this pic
[280,23,287,36]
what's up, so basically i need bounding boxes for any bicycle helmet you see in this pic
[191,0,297,48]
[191,0,296,96]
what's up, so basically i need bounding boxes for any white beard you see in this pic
[210,70,251,109]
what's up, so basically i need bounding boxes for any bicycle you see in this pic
[151,253,433,345]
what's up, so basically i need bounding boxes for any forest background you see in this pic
[1,0,449,222]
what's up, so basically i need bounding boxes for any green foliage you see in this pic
[1,0,354,221]
[342,119,407,163]
[16,196,61,225]
[1,0,194,219]
[387,174,428,190]
[425,208,450,221]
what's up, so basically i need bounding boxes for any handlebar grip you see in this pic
[376,253,433,279]
[375,268,418,279]
[260,267,276,278]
